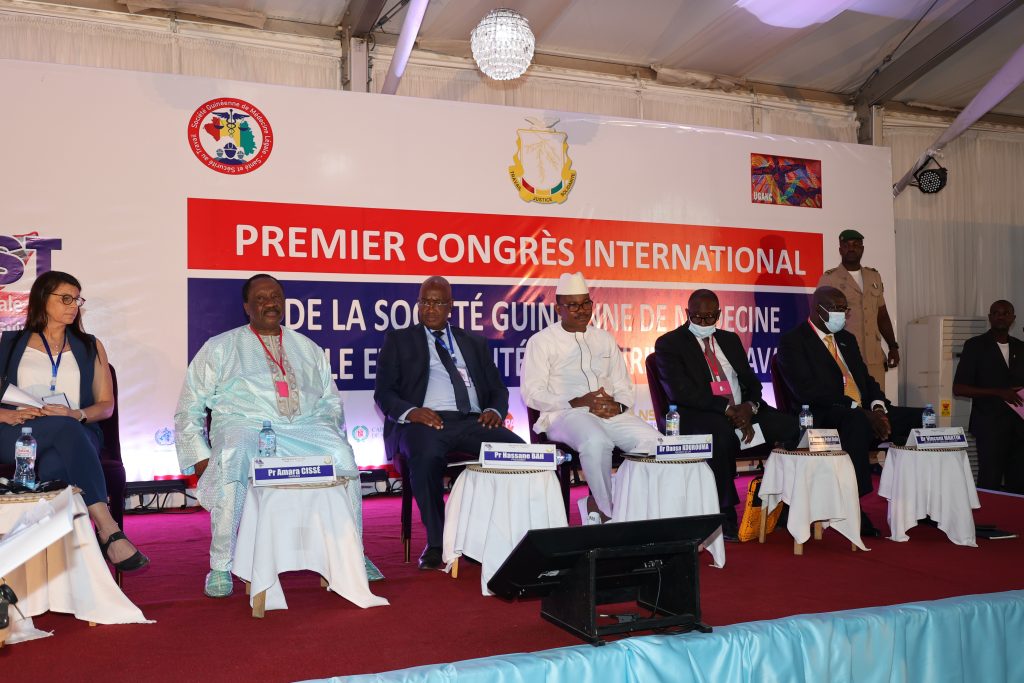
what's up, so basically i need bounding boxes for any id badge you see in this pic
[275,380,290,398]
[42,392,72,408]
[457,367,473,387]
[709,381,732,398]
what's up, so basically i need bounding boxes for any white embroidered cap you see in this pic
[555,272,589,296]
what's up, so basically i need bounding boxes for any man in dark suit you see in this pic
[953,300,1024,493]
[654,289,800,540]
[777,286,923,535]
[375,276,523,569]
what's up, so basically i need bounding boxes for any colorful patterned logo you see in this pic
[509,118,576,204]
[351,425,370,442]
[751,153,822,208]
[188,98,273,174]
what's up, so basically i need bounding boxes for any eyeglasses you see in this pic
[51,293,86,307]
[688,310,720,324]
[561,300,594,313]
[818,303,850,314]
[418,299,452,310]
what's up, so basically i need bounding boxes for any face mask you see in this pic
[689,322,717,339]
[818,305,846,333]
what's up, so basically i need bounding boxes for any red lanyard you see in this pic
[250,326,286,377]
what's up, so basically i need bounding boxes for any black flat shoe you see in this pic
[97,530,150,572]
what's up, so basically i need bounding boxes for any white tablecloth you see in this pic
[878,446,981,546]
[760,449,867,550]
[610,457,726,568]
[442,466,568,596]
[0,491,149,643]
[232,482,389,611]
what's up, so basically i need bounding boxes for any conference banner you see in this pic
[0,59,896,479]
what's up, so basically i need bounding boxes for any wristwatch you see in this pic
[748,401,760,415]
[78,409,88,424]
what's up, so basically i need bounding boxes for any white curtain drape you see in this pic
[886,118,1024,343]
[370,50,859,142]
[0,9,341,89]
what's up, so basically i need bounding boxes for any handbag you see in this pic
[738,476,782,542]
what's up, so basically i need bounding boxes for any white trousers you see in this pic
[546,409,661,517]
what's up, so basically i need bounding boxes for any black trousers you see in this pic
[678,405,800,509]
[972,409,1024,493]
[397,412,524,548]
[811,404,922,497]
[0,415,104,505]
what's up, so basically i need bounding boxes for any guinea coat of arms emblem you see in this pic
[187,98,273,175]
[509,117,576,204]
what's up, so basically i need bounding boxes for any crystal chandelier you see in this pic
[470,8,535,81]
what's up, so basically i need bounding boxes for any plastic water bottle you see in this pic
[799,405,814,431]
[13,427,37,490]
[665,404,680,436]
[922,404,937,429]
[258,420,277,458]
[555,449,573,466]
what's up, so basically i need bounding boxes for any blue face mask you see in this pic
[818,304,847,333]
[689,322,717,339]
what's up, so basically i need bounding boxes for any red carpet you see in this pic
[5,478,1024,682]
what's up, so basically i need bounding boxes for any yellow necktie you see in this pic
[824,335,862,406]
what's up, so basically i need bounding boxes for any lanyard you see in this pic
[40,332,67,393]
[250,326,286,377]
[434,325,457,361]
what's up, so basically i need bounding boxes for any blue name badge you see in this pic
[654,435,713,460]
[907,427,968,450]
[479,443,556,470]
[251,456,335,486]
[798,428,842,452]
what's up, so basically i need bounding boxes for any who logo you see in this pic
[0,234,62,330]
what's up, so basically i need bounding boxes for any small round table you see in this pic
[232,479,389,617]
[759,448,866,554]
[442,464,568,596]
[611,454,725,568]
[878,445,980,546]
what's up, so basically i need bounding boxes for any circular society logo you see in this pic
[187,98,273,174]
[351,425,370,442]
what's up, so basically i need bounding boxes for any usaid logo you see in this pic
[0,234,62,330]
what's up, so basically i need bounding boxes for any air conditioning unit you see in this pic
[904,315,988,479]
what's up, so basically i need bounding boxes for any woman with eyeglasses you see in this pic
[0,271,149,571]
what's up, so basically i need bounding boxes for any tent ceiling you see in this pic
[49,0,1024,116]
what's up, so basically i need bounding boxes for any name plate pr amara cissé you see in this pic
[252,456,335,486]
[479,443,557,470]
[654,435,713,460]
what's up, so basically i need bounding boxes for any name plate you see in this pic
[252,456,335,486]
[797,429,842,452]
[907,427,968,450]
[654,435,713,460]
[480,443,557,470]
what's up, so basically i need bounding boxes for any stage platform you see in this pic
[5,478,1024,682]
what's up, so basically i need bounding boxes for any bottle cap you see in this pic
[668,404,677,411]
[262,420,272,428]
[802,405,809,409]
[21,426,31,433]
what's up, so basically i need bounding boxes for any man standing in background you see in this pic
[818,229,899,387]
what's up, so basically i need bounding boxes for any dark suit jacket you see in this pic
[954,330,1024,427]
[777,321,887,413]
[374,323,510,459]
[654,325,762,413]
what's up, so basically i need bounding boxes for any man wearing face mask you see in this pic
[777,286,923,535]
[522,273,662,525]
[654,289,801,541]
